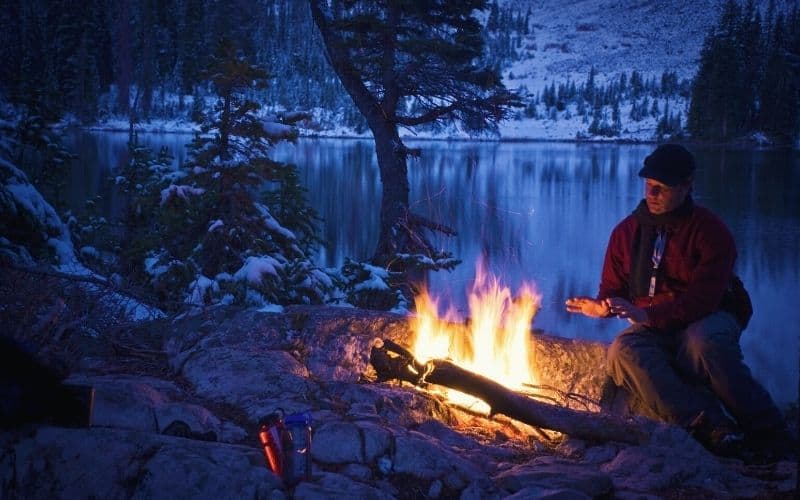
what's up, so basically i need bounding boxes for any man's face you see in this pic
[644,178,690,215]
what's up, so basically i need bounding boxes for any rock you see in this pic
[293,472,393,499]
[271,305,414,384]
[392,431,486,489]
[529,333,609,411]
[555,437,587,457]
[180,346,316,420]
[427,479,444,498]
[416,418,482,451]
[311,421,364,464]
[357,421,393,463]
[66,374,246,443]
[580,444,620,464]
[340,463,372,480]
[601,423,764,496]
[1,426,281,499]
[494,459,615,497]
[459,478,504,500]
[504,486,592,499]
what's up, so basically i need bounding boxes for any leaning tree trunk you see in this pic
[308,0,447,280]
[369,121,410,267]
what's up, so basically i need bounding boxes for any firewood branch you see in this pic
[370,339,647,445]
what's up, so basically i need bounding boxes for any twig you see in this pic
[407,212,457,236]
[523,383,600,411]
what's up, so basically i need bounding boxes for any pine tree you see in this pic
[688,0,754,140]
[612,101,622,134]
[309,0,518,285]
[112,0,134,115]
[758,14,799,142]
[122,38,328,309]
[630,70,643,98]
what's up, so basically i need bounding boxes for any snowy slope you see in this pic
[485,0,790,141]
[506,0,724,91]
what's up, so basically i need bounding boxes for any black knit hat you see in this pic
[638,143,696,186]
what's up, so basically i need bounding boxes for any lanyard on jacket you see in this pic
[648,228,666,298]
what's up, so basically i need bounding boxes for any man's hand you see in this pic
[605,297,648,325]
[565,296,610,318]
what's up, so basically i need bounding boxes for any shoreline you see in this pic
[69,121,797,150]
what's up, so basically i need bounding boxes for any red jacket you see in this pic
[597,204,737,331]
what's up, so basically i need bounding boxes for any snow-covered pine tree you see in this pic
[122,38,329,310]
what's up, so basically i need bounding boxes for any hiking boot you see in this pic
[688,410,745,457]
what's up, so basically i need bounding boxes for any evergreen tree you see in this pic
[612,100,622,134]
[112,0,134,115]
[583,66,597,106]
[688,0,798,143]
[122,38,328,309]
[630,70,643,98]
[309,0,519,289]
[758,15,799,142]
[68,30,101,122]
[651,98,660,117]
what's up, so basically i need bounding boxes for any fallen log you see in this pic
[370,339,647,445]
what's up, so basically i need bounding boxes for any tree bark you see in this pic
[369,121,410,266]
[308,1,422,269]
[370,340,647,445]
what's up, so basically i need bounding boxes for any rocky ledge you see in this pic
[1,305,796,499]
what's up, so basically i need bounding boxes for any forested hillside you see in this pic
[1,0,798,143]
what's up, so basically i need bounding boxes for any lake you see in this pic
[60,132,800,405]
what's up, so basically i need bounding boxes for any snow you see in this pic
[144,253,171,280]
[1,158,165,321]
[253,202,296,240]
[80,246,100,259]
[263,121,296,140]
[234,256,283,284]
[185,275,219,305]
[257,303,284,313]
[352,263,391,292]
[159,184,205,206]
[1,158,81,270]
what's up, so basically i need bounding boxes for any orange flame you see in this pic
[411,261,541,412]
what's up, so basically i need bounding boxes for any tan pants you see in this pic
[606,311,784,432]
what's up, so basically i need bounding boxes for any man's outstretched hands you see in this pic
[564,296,610,318]
[565,296,649,325]
[605,297,648,324]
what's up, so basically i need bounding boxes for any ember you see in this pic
[410,261,541,412]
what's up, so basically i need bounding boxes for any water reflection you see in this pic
[62,133,799,405]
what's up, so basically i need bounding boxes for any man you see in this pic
[565,143,789,457]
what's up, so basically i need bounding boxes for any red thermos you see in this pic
[258,411,289,477]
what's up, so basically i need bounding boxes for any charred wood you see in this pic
[370,339,647,445]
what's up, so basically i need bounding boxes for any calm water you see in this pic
[62,132,800,405]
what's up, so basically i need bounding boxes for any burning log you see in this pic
[370,339,646,445]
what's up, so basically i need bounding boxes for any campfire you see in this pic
[409,262,541,414]
[369,261,645,445]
